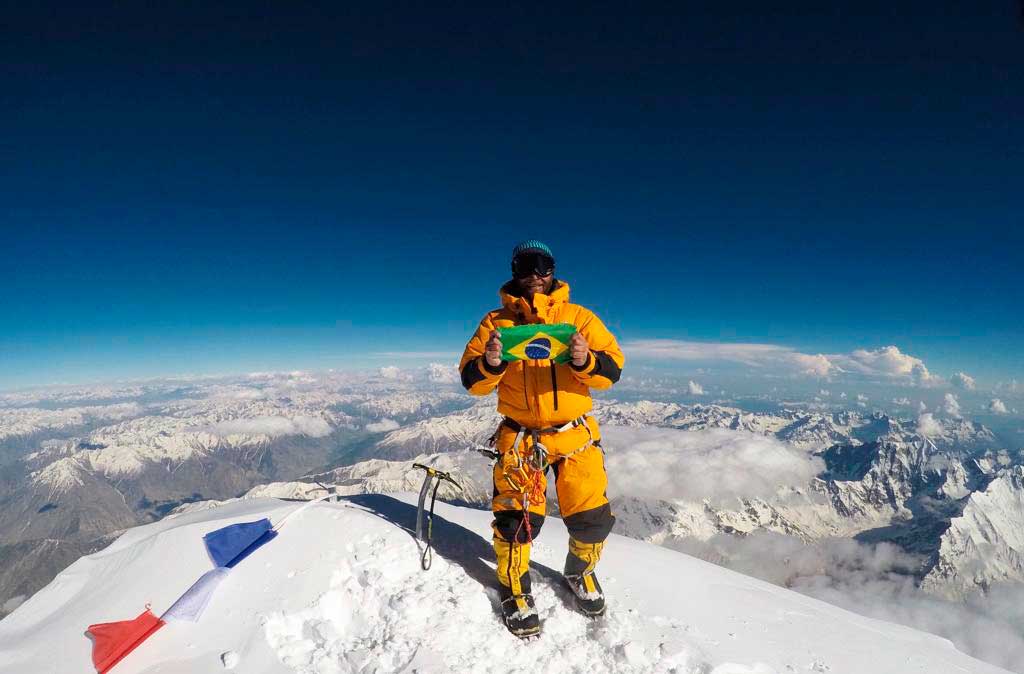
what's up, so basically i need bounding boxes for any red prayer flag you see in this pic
[87,608,165,673]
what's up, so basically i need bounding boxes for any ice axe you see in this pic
[413,463,462,570]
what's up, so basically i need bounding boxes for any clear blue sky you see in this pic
[2,2,1022,389]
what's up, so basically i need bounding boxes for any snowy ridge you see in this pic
[775,413,863,450]
[0,402,143,442]
[927,418,999,450]
[170,450,494,518]
[596,402,870,450]
[352,390,465,419]
[30,457,90,500]
[0,495,1008,674]
[374,403,502,458]
[307,451,492,503]
[23,403,344,479]
[923,466,1024,598]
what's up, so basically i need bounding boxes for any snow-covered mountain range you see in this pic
[368,400,1023,601]
[2,369,1023,670]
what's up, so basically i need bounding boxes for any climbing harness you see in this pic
[413,464,462,570]
[494,415,596,544]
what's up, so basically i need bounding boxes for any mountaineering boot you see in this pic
[564,537,606,616]
[498,585,540,638]
[494,537,541,637]
[564,571,605,616]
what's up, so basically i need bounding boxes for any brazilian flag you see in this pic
[500,323,577,364]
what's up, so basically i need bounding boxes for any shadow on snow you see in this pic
[338,493,576,616]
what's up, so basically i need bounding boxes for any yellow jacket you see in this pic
[459,280,624,428]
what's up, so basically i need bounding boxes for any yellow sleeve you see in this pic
[458,312,509,396]
[569,310,624,390]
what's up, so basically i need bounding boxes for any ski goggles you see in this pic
[511,251,555,278]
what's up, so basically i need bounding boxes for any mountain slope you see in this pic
[0,494,1009,674]
[923,466,1024,598]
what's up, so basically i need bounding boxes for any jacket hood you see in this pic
[499,279,571,323]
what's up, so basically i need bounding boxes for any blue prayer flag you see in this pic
[203,518,277,568]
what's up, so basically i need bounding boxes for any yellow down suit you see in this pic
[459,279,624,603]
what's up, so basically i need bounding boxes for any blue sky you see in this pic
[1,2,1022,390]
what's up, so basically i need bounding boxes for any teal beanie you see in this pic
[511,240,554,260]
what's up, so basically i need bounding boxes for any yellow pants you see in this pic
[490,417,615,594]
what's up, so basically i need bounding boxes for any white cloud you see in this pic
[623,340,835,376]
[989,399,1009,415]
[996,379,1020,394]
[856,394,869,403]
[365,418,400,433]
[819,389,831,397]
[951,372,977,391]
[687,380,705,396]
[624,341,944,386]
[207,386,267,401]
[828,346,938,385]
[788,353,835,377]
[378,366,404,380]
[601,426,824,506]
[918,401,927,413]
[672,533,919,596]
[892,397,911,406]
[245,371,315,383]
[917,413,943,437]
[943,393,962,417]
[209,415,332,438]
[427,363,460,385]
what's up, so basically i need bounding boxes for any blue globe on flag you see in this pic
[524,338,552,359]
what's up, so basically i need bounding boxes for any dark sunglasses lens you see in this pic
[513,253,554,277]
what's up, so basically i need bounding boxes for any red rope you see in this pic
[512,461,545,544]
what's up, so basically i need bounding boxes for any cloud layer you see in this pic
[917,413,943,437]
[829,346,937,384]
[427,363,460,384]
[365,418,401,433]
[601,426,824,506]
[951,372,977,391]
[624,339,834,376]
[624,340,942,385]
[989,399,1009,414]
[210,415,332,438]
[670,532,1024,673]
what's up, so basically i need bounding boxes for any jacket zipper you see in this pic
[550,365,559,411]
[522,366,530,410]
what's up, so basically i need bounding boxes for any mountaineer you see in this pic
[459,240,624,637]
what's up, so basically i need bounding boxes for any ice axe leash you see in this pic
[413,464,462,570]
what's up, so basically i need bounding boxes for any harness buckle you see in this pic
[529,435,549,471]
